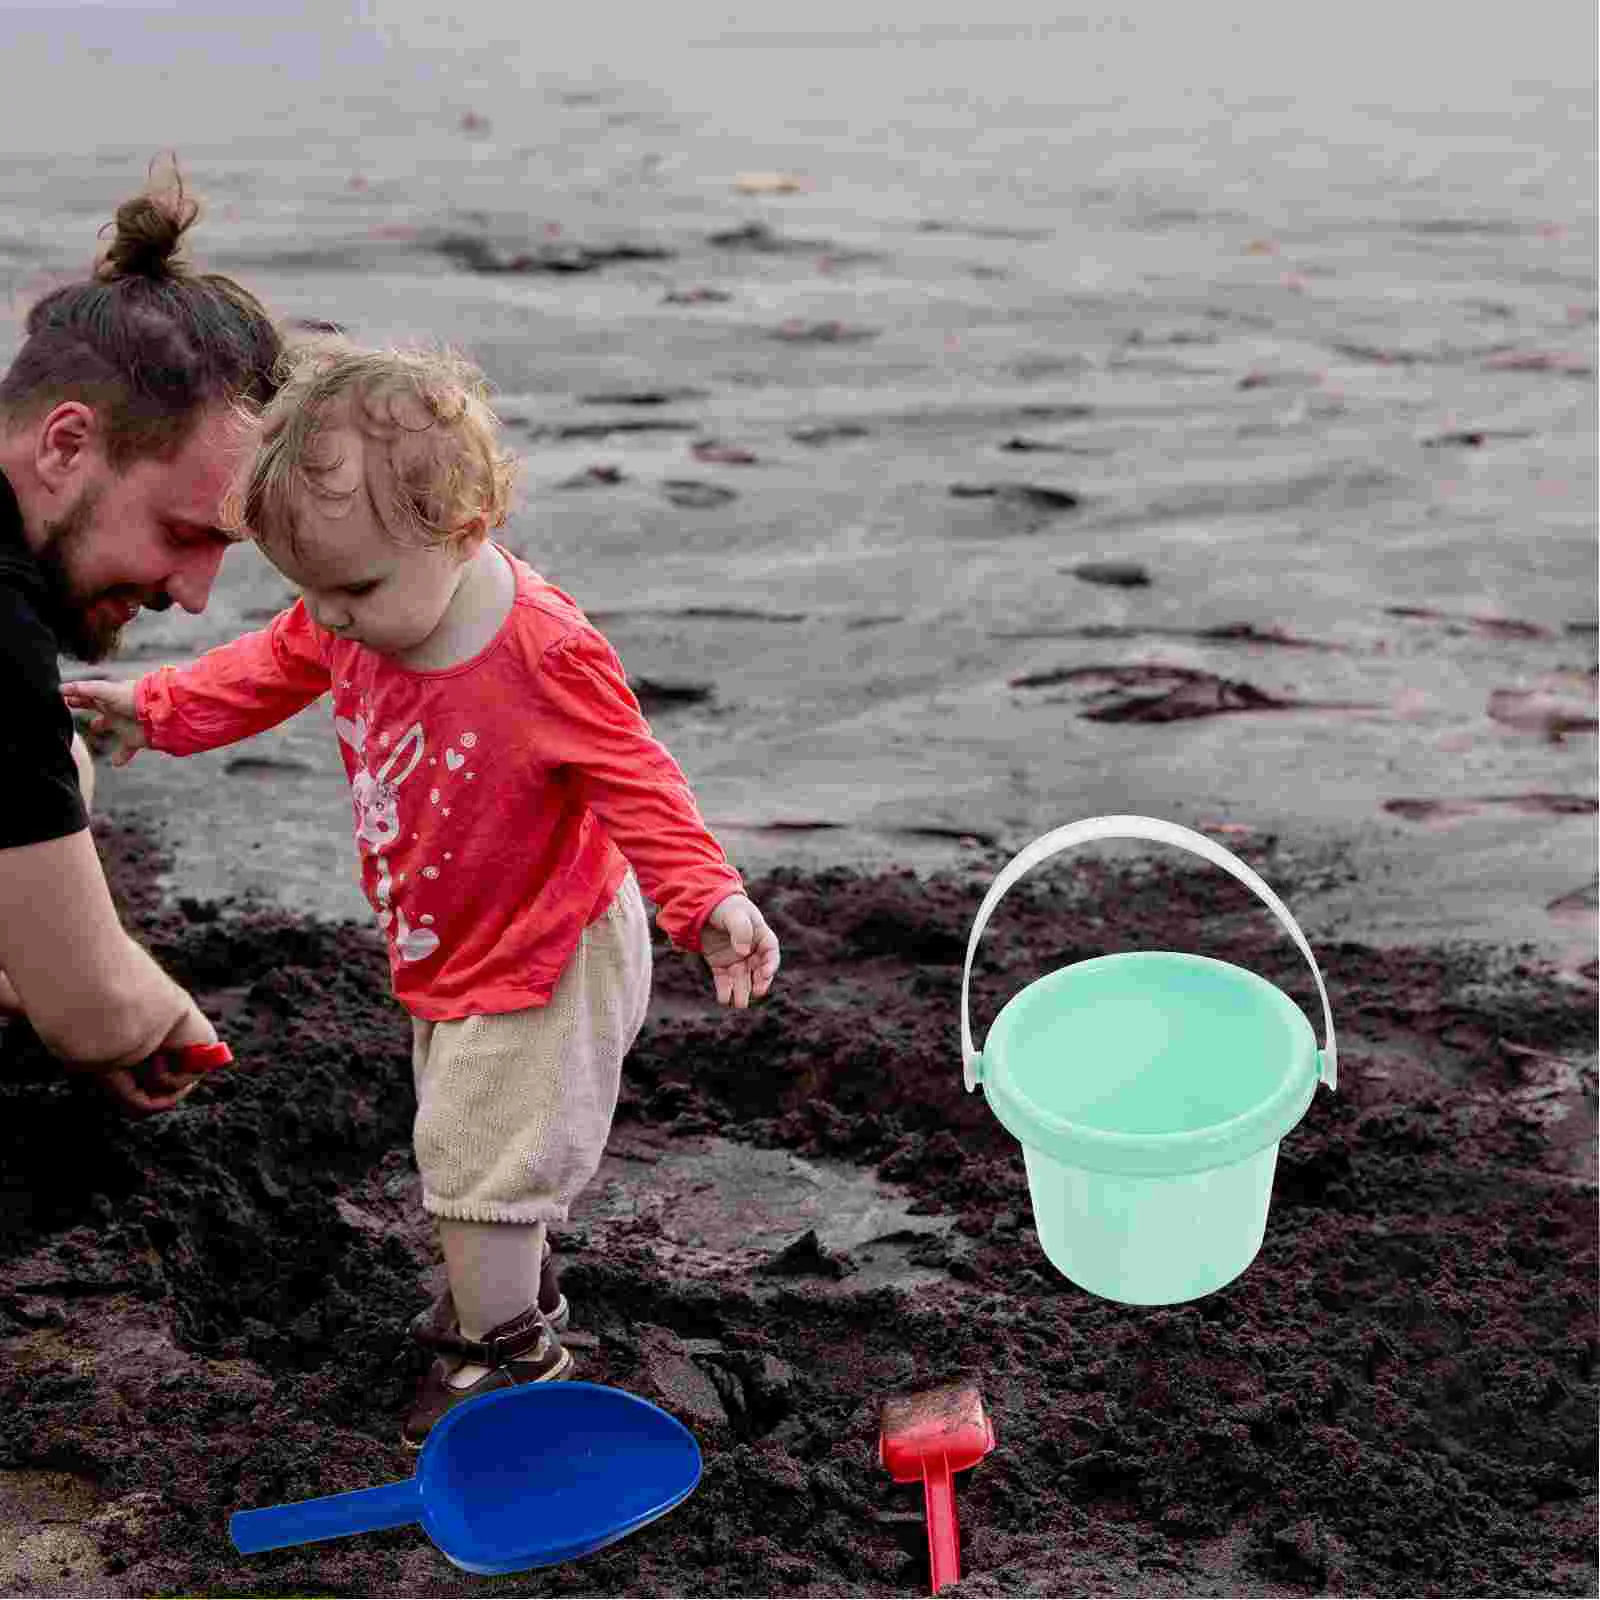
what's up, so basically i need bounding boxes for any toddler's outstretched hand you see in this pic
[60,679,147,767]
[701,893,780,1009]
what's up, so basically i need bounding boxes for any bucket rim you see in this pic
[980,952,1320,1177]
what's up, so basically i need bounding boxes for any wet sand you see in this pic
[0,818,1594,1597]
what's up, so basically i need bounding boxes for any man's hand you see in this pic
[0,976,197,1110]
[701,893,780,1009]
[60,678,147,767]
[62,1005,220,1118]
[90,1059,207,1118]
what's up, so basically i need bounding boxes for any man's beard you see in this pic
[36,485,159,663]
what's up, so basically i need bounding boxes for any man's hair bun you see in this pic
[95,161,199,282]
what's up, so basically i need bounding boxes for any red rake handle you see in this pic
[921,1452,961,1595]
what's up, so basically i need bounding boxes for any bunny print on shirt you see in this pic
[335,705,441,964]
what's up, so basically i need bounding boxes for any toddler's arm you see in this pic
[73,603,333,759]
[531,629,780,1001]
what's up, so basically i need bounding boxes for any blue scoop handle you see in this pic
[231,1476,422,1554]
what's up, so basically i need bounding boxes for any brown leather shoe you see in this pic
[402,1299,573,1449]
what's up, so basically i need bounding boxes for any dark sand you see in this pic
[1,815,1593,1597]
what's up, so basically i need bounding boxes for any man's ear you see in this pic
[35,402,100,494]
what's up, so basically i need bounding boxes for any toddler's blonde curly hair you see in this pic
[224,339,519,553]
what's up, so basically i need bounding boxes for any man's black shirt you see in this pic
[0,469,89,847]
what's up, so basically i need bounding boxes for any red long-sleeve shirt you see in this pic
[135,551,744,1020]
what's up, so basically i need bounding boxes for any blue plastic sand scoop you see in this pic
[230,1382,702,1576]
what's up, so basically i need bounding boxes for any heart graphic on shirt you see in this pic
[445,748,464,771]
[333,715,368,753]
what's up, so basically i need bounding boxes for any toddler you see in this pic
[65,342,781,1446]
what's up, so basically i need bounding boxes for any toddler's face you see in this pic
[258,426,472,657]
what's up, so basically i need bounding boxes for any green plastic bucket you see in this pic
[962,817,1337,1306]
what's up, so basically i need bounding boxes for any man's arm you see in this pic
[0,732,100,1014]
[69,729,95,812]
[0,825,198,1065]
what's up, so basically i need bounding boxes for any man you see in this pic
[0,166,281,1115]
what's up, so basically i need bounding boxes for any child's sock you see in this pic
[438,1218,546,1390]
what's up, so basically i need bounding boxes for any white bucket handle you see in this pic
[961,816,1337,1094]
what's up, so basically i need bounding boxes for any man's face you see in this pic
[36,406,252,662]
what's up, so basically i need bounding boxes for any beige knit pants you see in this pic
[410,873,652,1223]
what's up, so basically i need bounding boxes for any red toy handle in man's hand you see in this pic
[74,1037,236,1119]
[162,1040,235,1073]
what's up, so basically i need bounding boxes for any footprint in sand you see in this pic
[1000,620,1340,650]
[768,318,880,343]
[1018,403,1095,421]
[435,234,673,275]
[224,756,314,778]
[706,818,844,836]
[580,387,710,406]
[1385,605,1554,640]
[884,824,996,850]
[679,604,807,624]
[691,439,760,465]
[790,423,870,446]
[660,480,739,509]
[916,218,1053,242]
[628,677,715,713]
[950,483,1083,521]
[1421,427,1534,449]
[707,819,995,850]
[1383,794,1597,825]
[1069,560,1151,588]
[1487,678,1599,741]
[1008,664,1374,723]
[553,418,700,441]
[558,465,626,489]
[1483,350,1593,375]
[1237,369,1320,389]
[587,604,806,625]
[707,221,817,253]
[1546,879,1599,920]
[999,435,1071,453]
[1195,622,1342,649]
[662,286,733,305]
